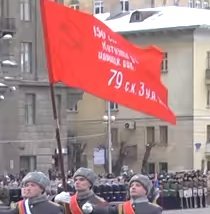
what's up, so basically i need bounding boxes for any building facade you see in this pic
[0,0,83,174]
[1,0,210,176]
[65,0,210,14]
[65,6,210,175]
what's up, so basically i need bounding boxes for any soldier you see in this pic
[0,187,10,211]
[0,171,64,214]
[54,167,107,213]
[92,174,162,214]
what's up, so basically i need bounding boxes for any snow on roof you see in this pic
[0,83,7,87]
[95,6,210,33]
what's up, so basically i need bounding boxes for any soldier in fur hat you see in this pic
[0,171,64,214]
[92,174,162,214]
[54,167,107,213]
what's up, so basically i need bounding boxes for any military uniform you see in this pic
[0,195,64,214]
[93,174,162,214]
[55,167,107,214]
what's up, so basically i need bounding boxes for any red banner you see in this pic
[40,0,176,124]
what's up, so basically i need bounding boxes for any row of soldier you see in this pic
[0,167,162,214]
[0,168,209,213]
[156,170,208,209]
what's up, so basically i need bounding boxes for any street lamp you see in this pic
[103,101,116,174]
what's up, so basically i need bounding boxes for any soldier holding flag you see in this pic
[54,167,107,213]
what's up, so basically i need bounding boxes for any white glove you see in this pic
[54,191,71,204]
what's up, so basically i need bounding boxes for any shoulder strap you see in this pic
[118,203,123,214]
[123,201,135,214]
[18,200,26,214]
[69,194,83,214]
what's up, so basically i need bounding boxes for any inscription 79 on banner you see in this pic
[108,69,123,89]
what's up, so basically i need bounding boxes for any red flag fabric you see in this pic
[40,0,176,124]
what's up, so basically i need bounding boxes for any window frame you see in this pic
[146,126,155,144]
[20,42,32,73]
[147,162,155,174]
[94,0,104,14]
[195,0,202,8]
[160,126,168,146]
[188,0,193,7]
[120,0,129,12]
[207,89,210,106]
[207,51,210,69]
[20,0,31,21]
[25,93,36,125]
[159,162,168,173]
[203,0,209,8]
[110,102,118,111]
[161,52,168,73]
[206,125,210,143]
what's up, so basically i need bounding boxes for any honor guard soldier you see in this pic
[192,176,198,208]
[197,176,204,208]
[203,175,208,207]
[0,171,64,214]
[54,167,107,213]
[0,187,10,211]
[92,174,162,214]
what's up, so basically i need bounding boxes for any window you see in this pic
[25,93,36,125]
[20,42,32,73]
[67,93,78,112]
[69,0,79,10]
[125,145,137,161]
[159,162,168,173]
[160,126,168,145]
[94,0,104,14]
[146,126,155,144]
[20,156,36,172]
[174,0,179,6]
[207,51,210,69]
[110,102,118,111]
[195,0,201,8]
[151,0,155,8]
[207,125,210,143]
[20,0,31,21]
[207,89,210,106]
[207,160,210,171]
[56,94,62,123]
[111,128,118,146]
[120,0,129,12]
[188,0,193,7]
[130,12,142,22]
[161,52,168,73]
[203,0,209,8]
[162,0,167,6]
[147,162,155,174]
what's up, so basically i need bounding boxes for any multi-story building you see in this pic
[65,5,210,174]
[1,0,210,175]
[0,0,83,174]
[65,0,210,14]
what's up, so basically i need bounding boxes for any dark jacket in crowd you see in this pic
[0,195,64,214]
[0,202,10,212]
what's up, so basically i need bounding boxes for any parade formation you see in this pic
[1,0,210,213]
[0,167,209,214]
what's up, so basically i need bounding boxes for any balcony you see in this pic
[0,18,16,34]
[205,143,210,156]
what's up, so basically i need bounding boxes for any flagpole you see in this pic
[50,83,66,189]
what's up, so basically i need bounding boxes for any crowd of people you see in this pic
[0,167,209,214]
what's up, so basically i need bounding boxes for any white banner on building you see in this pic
[93,148,105,165]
